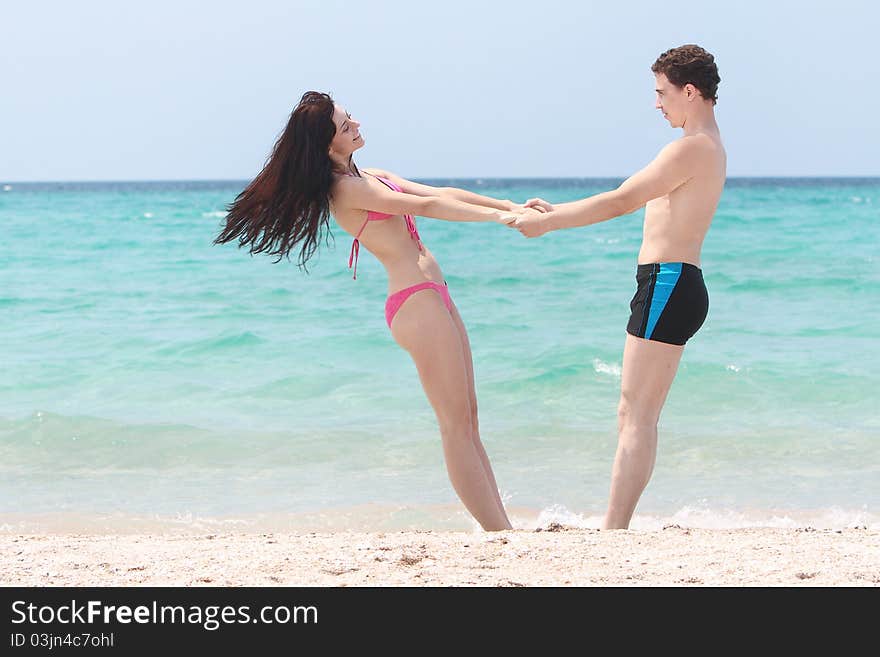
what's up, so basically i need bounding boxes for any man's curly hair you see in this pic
[652,44,720,105]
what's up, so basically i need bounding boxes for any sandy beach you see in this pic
[2,526,876,587]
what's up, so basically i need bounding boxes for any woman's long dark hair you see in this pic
[215,91,354,269]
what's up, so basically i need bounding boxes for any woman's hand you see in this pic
[497,209,523,226]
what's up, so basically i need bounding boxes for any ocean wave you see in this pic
[3,503,874,534]
[523,504,877,531]
[592,358,621,377]
[724,276,868,292]
[0,411,314,471]
[153,331,266,357]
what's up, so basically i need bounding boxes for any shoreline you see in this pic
[2,505,877,536]
[3,527,877,586]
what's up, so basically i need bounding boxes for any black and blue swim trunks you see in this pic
[626,262,708,345]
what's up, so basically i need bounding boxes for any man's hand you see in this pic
[504,202,544,214]
[524,197,554,213]
[511,207,552,238]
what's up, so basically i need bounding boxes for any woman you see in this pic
[215,91,529,530]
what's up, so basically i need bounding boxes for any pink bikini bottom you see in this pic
[385,281,452,328]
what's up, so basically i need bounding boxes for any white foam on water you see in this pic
[592,358,621,378]
[507,503,878,532]
[1,503,876,535]
[520,505,602,530]
[624,505,877,530]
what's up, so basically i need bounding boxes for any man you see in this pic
[512,45,726,529]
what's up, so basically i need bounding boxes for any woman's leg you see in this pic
[447,301,510,527]
[390,289,511,531]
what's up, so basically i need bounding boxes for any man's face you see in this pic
[654,73,688,128]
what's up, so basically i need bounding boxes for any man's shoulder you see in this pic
[667,133,719,153]
[659,135,722,170]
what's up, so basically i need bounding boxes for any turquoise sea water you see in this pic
[1,178,878,532]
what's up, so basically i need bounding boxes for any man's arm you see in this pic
[365,168,519,211]
[515,137,706,237]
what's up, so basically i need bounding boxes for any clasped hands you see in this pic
[498,198,555,238]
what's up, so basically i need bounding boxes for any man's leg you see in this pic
[602,333,684,529]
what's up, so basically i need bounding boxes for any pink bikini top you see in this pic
[347,174,423,279]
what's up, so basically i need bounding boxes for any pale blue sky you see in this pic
[2,0,877,181]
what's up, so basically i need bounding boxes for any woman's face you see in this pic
[329,104,365,158]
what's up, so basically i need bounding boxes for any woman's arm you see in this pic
[333,175,519,224]
[363,168,519,211]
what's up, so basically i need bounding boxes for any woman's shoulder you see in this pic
[332,168,396,200]
[331,171,366,194]
[330,172,376,212]
[361,167,392,179]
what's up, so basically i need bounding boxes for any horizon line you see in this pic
[3,175,880,185]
